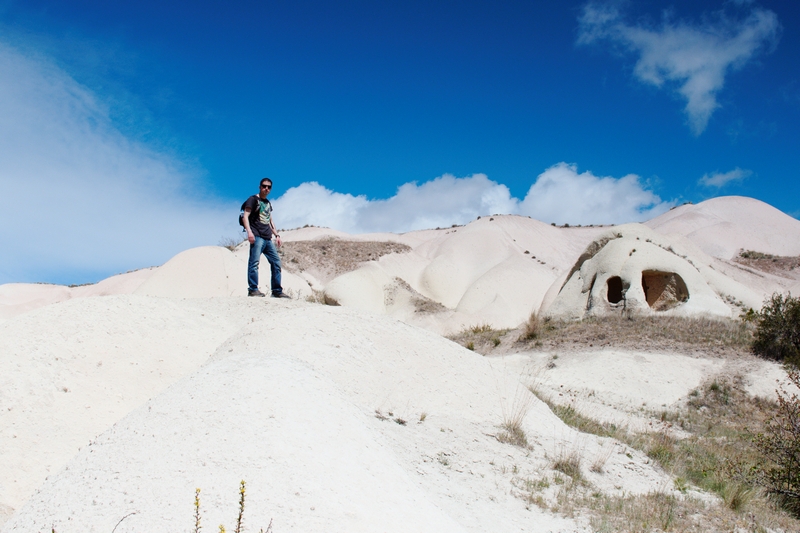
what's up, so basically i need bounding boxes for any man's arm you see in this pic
[270,218,282,247]
[243,208,255,244]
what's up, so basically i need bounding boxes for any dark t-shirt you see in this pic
[243,195,273,239]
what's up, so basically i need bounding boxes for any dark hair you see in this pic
[260,177,273,188]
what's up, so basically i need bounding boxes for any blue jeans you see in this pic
[248,236,283,294]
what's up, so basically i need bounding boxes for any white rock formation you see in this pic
[543,224,757,319]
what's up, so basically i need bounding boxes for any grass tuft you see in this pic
[498,386,534,449]
[552,450,583,482]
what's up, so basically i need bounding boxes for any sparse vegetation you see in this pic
[497,422,530,448]
[194,481,273,533]
[518,312,546,342]
[304,288,327,304]
[736,251,800,275]
[516,315,753,356]
[741,250,776,260]
[219,236,244,251]
[449,315,754,356]
[752,293,800,367]
[751,367,800,517]
[497,387,534,449]
[527,375,800,531]
[590,445,613,474]
[279,238,411,282]
[552,448,583,483]
[448,324,510,354]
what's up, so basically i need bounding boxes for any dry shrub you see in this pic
[552,449,583,482]
[219,236,244,251]
[448,324,510,355]
[519,312,542,342]
[752,367,800,517]
[752,293,800,367]
[470,323,494,334]
[304,289,326,304]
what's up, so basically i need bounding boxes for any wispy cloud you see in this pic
[0,41,235,285]
[577,2,780,134]
[274,164,673,232]
[699,167,752,187]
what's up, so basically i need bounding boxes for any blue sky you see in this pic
[1,0,798,284]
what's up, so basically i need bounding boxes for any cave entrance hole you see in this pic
[606,276,623,304]
[641,271,689,311]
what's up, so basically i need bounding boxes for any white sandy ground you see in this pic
[499,350,792,435]
[1,195,799,530]
[0,297,792,531]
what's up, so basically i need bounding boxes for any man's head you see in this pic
[259,177,273,198]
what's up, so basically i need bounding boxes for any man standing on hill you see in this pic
[242,177,290,298]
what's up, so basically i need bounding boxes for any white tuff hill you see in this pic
[1,195,798,531]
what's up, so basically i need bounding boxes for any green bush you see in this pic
[752,368,800,517]
[752,293,800,367]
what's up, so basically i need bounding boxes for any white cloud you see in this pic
[578,2,780,134]
[273,174,517,234]
[0,41,235,285]
[699,167,752,187]
[274,164,672,233]
[518,163,672,225]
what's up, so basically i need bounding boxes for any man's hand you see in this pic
[275,234,282,247]
[243,208,255,244]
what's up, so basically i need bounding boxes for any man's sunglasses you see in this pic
[261,184,272,189]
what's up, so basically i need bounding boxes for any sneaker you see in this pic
[272,292,291,299]
[248,290,266,297]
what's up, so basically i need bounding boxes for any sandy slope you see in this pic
[646,196,800,260]
[1,195,798,530]
[3,303,673,533]
[0,296,269,520]
[0,268,155,324]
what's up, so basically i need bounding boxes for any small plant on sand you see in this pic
[194,481,273,533]
[305,289,326,304]
[194,488,202,533]
[498,387,534,448]
[518,312,551,342]
[552,449,583,483]
[448,323,511,354]
[590,444,614,474]
[219,236,244,252]
[469,323,494,334]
